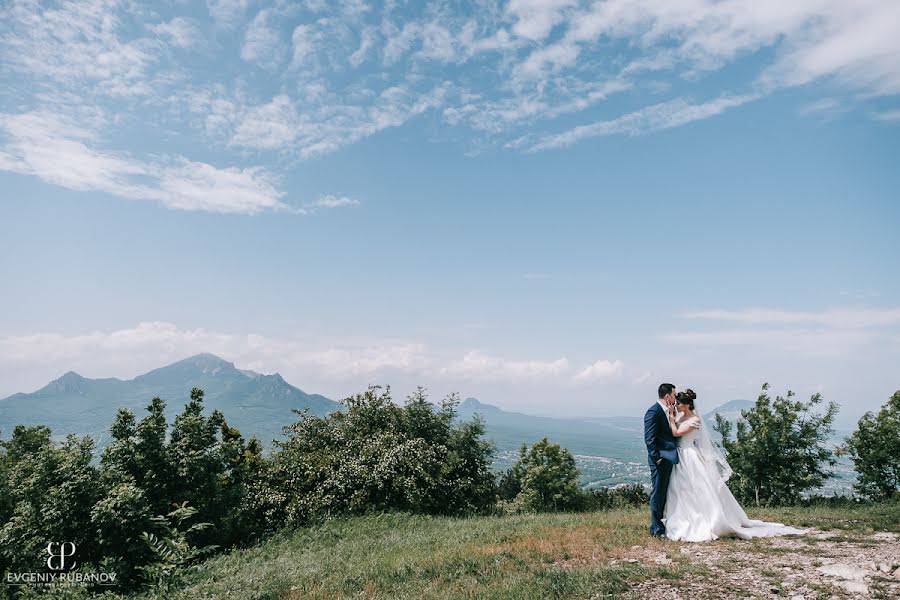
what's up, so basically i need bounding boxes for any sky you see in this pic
[1,0,898,428]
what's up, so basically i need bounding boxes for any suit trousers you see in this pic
[649,459,673,535]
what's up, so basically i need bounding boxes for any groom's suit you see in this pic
[644,401,679,536]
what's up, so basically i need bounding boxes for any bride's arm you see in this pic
[666,409,699,437]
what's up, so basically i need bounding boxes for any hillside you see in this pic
[132,503,900,600]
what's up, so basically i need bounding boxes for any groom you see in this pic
[644,383,679,537]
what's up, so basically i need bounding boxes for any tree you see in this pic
[714,383,838,506]
[263,385,496,527]
[0,430,101,575]
[511,438,581,512]
[844,390,900,501]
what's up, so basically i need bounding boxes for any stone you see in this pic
[816,563,868,581]
[835,580,869,595]
[789,595,805,600]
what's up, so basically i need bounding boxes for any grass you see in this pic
[122,502,898,600]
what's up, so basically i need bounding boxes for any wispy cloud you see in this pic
[873,109,900,122]
[149,18,201,49]
[661,306,900,356]
[0,111,287,214]
[529,94,758,151]
[240,9,286,67]
[679,306,900,328]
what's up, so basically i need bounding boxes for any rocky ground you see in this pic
[620,528,900,599]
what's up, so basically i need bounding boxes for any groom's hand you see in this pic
[655,459,662,465]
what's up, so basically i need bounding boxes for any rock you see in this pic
[835,580,869,595]
[789,595,805,600]
[630,545,641,550]
[679,547,690,555]
[816,563,868,581]
[893,566,900,580]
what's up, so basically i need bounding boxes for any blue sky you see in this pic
[1,0,898,426]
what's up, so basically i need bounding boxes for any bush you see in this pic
[844,390,900,501]
[579,484,649,511]
[506,438,582,513]
[261,385,496,527]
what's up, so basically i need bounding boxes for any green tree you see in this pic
[844,390,900,501]
[264,385,496,527]
[511,438,581,512]
[714,383,838,506]
[0,429,101,575]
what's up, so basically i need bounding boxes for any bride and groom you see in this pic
[644,383,803,541]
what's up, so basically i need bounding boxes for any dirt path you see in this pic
[622,529,900,599]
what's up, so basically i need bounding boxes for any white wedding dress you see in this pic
[663,415,805,542]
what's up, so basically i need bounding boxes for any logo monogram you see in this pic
[45,542,76,570]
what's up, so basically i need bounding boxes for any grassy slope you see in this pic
[135,502,899,600]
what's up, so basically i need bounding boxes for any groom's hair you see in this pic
[658,383,675,398]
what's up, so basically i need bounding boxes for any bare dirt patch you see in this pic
[623,529,900,599]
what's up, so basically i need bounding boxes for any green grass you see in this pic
[125,502,899,600]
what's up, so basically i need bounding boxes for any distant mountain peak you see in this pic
[180,353,235,369]
[41,370,89,394]
[461,397,482,408]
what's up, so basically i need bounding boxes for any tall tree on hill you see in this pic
[714,383,838,506]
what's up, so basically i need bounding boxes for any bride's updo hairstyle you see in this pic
[676,389,697,411]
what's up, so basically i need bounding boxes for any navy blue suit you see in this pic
[644,402,679,536]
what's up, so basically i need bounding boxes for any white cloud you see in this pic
[441,350,570,381]
[149,17,200,49]
[310,195,359,209]
[661,306,900,357]
[207,0,248,28]
[2,0,158,97]
[506,0,577,42]
[241,9,285,66]
[679,306,900,328]
[873,109,900,122]
[574,359,625,382]
[0,111,287,215]
[290,24,319,68]
[229,95,300,150]
[348,26,377,67]
[530,94,758,151]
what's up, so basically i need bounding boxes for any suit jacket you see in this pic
[644,402,679,466]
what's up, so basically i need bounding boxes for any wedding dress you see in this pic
[663,415,805,542]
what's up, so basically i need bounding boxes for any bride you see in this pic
[662,389,804,542]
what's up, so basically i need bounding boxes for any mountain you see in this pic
[458,397,644,461]
[0,353,341,449]
[704,399,754,422]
